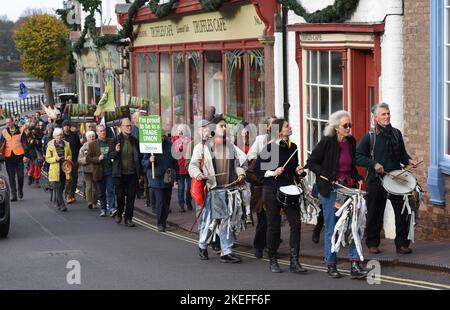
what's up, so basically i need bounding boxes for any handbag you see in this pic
[190,143,206,208]
[163,168,177,185]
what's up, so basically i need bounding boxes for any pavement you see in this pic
[132,186,450,273]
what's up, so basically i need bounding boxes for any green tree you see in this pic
[13,14,69,106]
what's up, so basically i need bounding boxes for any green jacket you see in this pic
[356,127,411,185]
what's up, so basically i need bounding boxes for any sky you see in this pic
[0,0,64,22]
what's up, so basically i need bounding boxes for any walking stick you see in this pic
[189,207,204,232]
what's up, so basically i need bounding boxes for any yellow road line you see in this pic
[133,216,448,290]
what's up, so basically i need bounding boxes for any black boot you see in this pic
[11,192,17,202]
[269,256,282,273]
[28,176,33,186]
[289,248,307,274]
[327,264,342,279]
[312,209,324,243]
[350,261,368,279]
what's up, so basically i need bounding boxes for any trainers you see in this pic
[199,248,208,260]
[99,210,107,217]
[124,219,135,227]
[110,209,118,218]
[254,248,263,259]
[220,254,241,263]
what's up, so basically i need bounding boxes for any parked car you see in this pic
[0,175,10,238]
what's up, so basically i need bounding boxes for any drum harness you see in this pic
[370,131,422,243]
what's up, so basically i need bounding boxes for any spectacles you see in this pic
[341,123,352,129]
[122,125,131,128]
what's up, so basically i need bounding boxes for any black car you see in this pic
[0,175,10,238]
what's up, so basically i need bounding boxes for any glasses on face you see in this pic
[341,123,352,129]
[122,125,131,128]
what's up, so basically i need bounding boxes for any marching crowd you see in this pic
[0,102,419,279]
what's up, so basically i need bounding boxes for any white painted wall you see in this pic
[276,0,405,239]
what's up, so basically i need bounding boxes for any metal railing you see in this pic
[0,87,76,118]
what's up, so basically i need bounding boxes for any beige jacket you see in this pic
[188,141,246,190]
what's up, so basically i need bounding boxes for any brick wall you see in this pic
[403,0,450,240]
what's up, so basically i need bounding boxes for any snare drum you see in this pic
[277,185,302,206]
[382,170,417,196]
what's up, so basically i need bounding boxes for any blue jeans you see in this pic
[97,173,115,212]
[320,189,358,265]
[198,191,233,256]
[177,174,191,208]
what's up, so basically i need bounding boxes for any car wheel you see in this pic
[0,209,10,238]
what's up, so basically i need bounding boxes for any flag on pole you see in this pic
[18,81,28,99]
[94,80,115,116]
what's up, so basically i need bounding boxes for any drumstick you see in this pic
[275,149,299,179]
[319,175,354,192]
[395,160,424,178]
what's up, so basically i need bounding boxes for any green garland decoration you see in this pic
[148,0,178,18]
[199,0,222,12]
[278,0,359,23]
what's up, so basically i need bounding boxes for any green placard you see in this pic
[139,115,162,154]
[224,113,243,136]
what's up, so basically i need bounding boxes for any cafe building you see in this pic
[117,0,279,131]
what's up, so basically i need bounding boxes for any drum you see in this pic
[277,185,302,206]
[382,170,417,196]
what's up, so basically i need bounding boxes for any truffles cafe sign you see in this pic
[134,4,264,46]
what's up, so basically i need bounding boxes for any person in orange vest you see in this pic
[0,117,27,201]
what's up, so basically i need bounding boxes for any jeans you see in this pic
[97,173,115,212]
[320,189,358,265]
[198,191,233,256]
[177,174,191,208]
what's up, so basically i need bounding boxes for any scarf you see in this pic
[377,124,400,159]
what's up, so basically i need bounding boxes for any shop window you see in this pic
[148,53,158,115]
[137,53,146,99]
[247,49,265,126]
[305,50,344,156]
[187,51,202,125]
[160,53,172,131]
[173,52,186,125]
[84,69,100,105]
[204,51,223,115]
[226,50,245,118]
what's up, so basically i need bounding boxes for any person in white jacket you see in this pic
[189,115,246,264]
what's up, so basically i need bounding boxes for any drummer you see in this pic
[356,103,418,255]
[253,118,307,274]
[307,110,367,279]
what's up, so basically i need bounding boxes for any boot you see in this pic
[269,257,282,273]
[18,189,23,199]
[11,192,18,202]
[350,261,368,279]
[327,264,342,279]
[312,210,324,243]
[289,248,307,274]
[28,176,33,186]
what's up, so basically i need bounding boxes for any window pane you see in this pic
[160,53,172,131]
[226,50,245,118]
[307,121,311,152]
[204,51,223,115]
[320,122,326,140]
[247,49,265,125]
[137,53,146,99]
[306,86,310,118]
[447,83,450,119]
[312,121,319,148]
[331,52,343,85]
[319,87,329,120]
[319,51,329,85]
[148,53,158,115]
[331,88,343,113]
[447,121,450,155]
[187,51,202,125]
[306,51,310,83]
[173,52,186,125]
[311,51,318,83]
[448,46,450,80]
[311,86,318,118]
